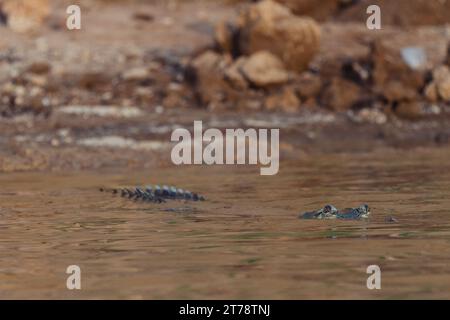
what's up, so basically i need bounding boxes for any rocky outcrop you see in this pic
[189,0,447,117]
[189,0,320,111]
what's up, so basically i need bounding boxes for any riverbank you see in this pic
[0,0,449,173]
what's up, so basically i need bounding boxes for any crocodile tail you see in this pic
[102,185,205,202]
[99,187,165,203]
[131,188,166,203]
[147,185,206,201]
[99,187,120,195]
[177,189,206,201]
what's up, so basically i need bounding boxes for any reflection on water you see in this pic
[1,148,450,299]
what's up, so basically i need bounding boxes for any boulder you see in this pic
[188,50,231,106]
[190,50,224,73]
[433,66,450,101]
[424,65,450,102]
[240,51,289,88]
[424,83,439,103]
[238,0,320,73]
[223,57,249,90]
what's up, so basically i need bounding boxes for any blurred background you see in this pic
[0,0,449,171]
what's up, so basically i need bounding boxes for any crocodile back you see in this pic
[100,185,206,203]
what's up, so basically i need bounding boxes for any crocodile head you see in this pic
[300,204,337,219]
[358,204,370,218]
[321,204,338,219]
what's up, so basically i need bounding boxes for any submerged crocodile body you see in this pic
[300,204,370,220]
[100,185,206,203]
[301,204,339,220]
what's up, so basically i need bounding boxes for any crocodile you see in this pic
[100,185,206,203]
[300,204,370,220]
[336,204,370,219]
[300,204,338,220]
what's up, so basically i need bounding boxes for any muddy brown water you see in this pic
[1,147,450,299]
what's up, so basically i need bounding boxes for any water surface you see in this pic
[1,148,450,299]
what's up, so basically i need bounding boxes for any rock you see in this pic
[425,104,441,115]
[27,61,51,75]
[394,102,424,120]
[240,51,289,88]
[223,57,248,90]
[215,20,237,54]
[424,83,439,103]
[190,50,224,73]
[122,68,150,82]
[424,66,450,102]
[382,81,418,102]
[437,78,450,101]
[238,99,263,111]
[294,72,322,99]
[371,40,425,102]
[78,72,111,90]
[352,108,387,125]
[1,0,50,33]
[433,66,450,101]
[188,50,232,107]
[238,0,321,73]
[24,74,47,87]
[435,64,450,81]
[321,78,361,111]
[132,12,154,22]
[265,87,301,113]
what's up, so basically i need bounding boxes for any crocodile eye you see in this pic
[323,205,337,214]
